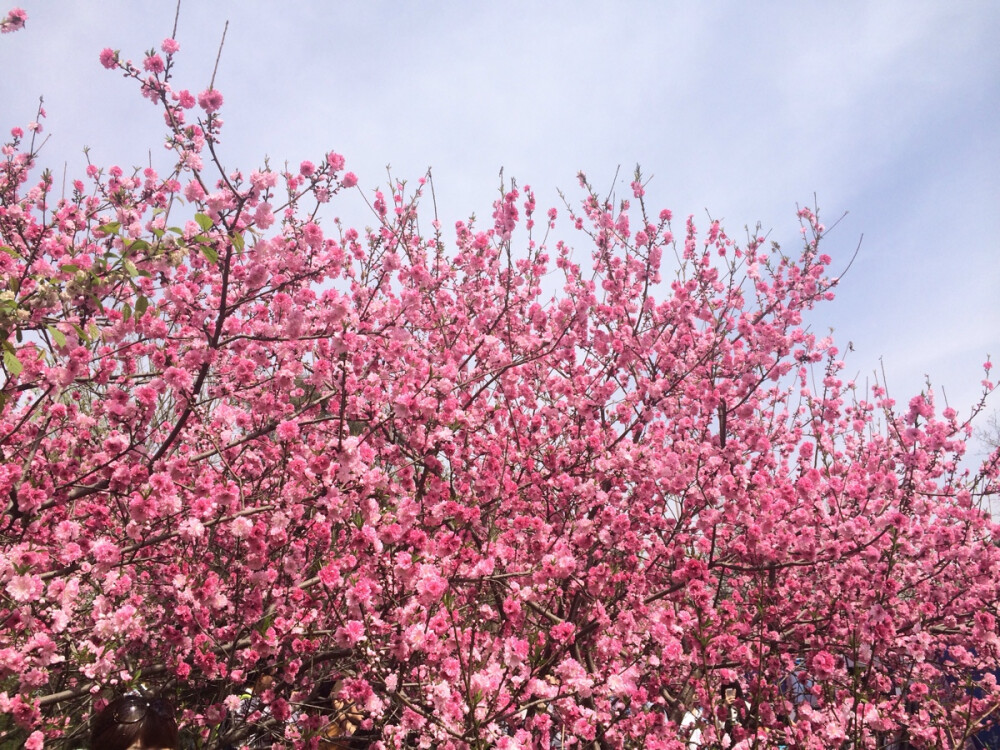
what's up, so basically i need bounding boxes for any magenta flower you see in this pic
[341,171,358,188]
[161,37,180,54]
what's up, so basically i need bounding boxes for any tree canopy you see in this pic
[2,11,999,749]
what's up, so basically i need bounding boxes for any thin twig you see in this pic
[833,232,863,285]
[209,20,229,90]
[171,0,181,40]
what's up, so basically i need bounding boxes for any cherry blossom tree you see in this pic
[2,13,999,749]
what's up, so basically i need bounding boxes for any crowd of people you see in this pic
[78,681,998,749]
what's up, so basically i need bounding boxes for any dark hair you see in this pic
[89,695,179,750]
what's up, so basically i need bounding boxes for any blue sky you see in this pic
[3,1,998,439]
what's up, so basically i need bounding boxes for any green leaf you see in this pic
[123,260,139,277]
[0,246,20,259]
[3,349,22,376]
[255,613,275,637]
[168,226,184,235]
[72,323,89,342]
[127,239,150,252]
[46,325,67,348]
[151,227,165,239]
[97,221,121,235]
[135,295,149,318]
[231,232,245,252]
[122,303,132,321]
[200,245,219,264]
[194,213,213,231]
[60,264,79,274]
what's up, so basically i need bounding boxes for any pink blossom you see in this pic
[335,620,366,647]
[254,202,274,229]
[163,366,192,391]
[197,87,224,113]
[416,574,447,605]
[250,169,278,190]
[299,160,315,177]
[302,222,323,249]
[89,538,120,564]
[810,650,837,679]
[327,152,345,171]
[6,574,42,603]
[183,179,205,202]
[275,420,299,441]
[1,7,26,33]
[179,517,205,540]
[143,53,164,73]
[99,48,118,69]
[341,171,358,188]
[161,37,180,54]
[550,621,576,644]
[175,89,196,109]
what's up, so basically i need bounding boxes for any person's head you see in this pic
[89,695,179,750]
[721,681,744,705]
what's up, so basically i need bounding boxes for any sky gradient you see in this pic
[3,1,998,442]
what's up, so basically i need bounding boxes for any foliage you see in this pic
[2,16,999,750]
